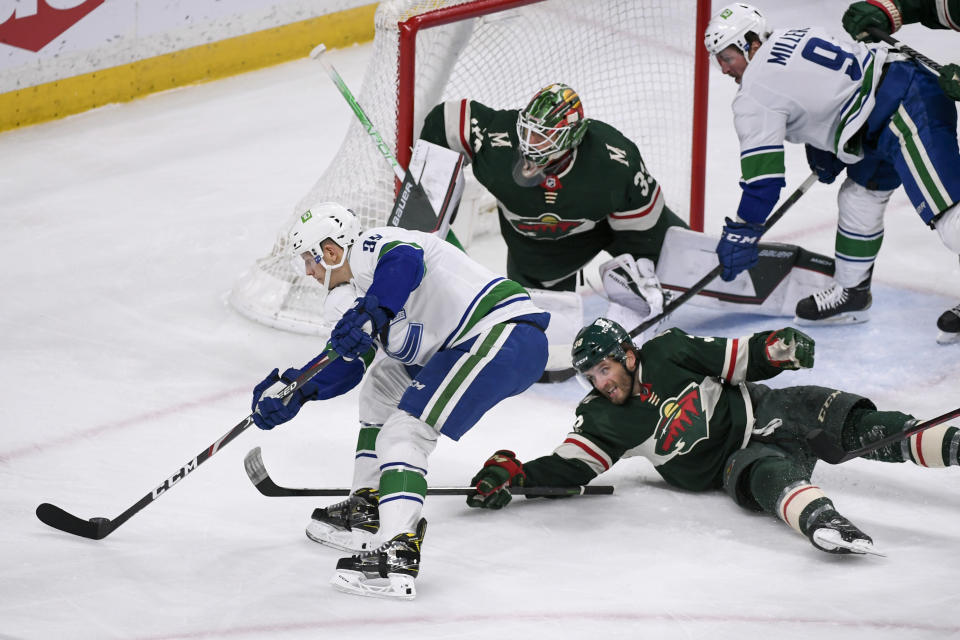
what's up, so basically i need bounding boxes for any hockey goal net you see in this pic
[229,0,710,334]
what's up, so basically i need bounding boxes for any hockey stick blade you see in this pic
[243,447,612,497]
[35,503,113,540]
[36,355,339,540]
[628,172,818,340]
[807,406,960,464]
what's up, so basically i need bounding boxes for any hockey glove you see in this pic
[842,0,901,41]
[599,255,665,320]
[717,217,763,282]
[939,64,960,102]
[805,145,847,184]
[330,294,391,360]
[250,366,322,430]
[466,450,526,510]
[764,327,815,370]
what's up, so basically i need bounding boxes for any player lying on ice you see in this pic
[249,202,549,599]
[464,317,960,555]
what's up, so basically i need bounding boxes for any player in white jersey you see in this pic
[249,202,549,599]
[705,3,960,343]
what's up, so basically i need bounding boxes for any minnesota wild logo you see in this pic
[653,383,707,456]
[514,213,584,235]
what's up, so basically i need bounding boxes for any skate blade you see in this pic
[812,530,886,557]
[305,522,375,553]
[936,330,960,345]
[330,570,417,600]
[794,311,870,327]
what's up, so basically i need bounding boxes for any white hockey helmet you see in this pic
[287,201,362,273]
[704,3,769,56]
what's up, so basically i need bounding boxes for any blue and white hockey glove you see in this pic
[805,145,847,184]
[331,294,392,360]
[717,217,764,282]
[250,365,322,430]
[764,327,815,370]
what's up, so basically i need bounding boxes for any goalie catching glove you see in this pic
[466,450,526,510]
[600,255,665,319]
[764,327,815,370]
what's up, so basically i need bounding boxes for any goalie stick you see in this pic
[806,406,960,465]
[310,44,461,240]
[627,172,819,340]
[35,353,339,540]
[243,447,613,497]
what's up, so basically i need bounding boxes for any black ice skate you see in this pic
[330,518,427,600]
[305,487,379,552]
[795,277,872,325]
[937,303,960,345]
[806,509,881,556]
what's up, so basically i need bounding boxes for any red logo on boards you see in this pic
[0,0,105,53]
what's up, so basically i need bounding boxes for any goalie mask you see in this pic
[704,3,769,56]
[571,317,636,375]
[287,201,362,290]
[513,83,587,184]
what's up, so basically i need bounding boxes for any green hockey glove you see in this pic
[466,450,526,510]
[764,327,815,370]
[842,0,902,41]
[939,64,960,102]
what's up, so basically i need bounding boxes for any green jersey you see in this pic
[524,328,789,492]
[419,99,686,286]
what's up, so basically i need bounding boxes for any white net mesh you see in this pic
[229,0,702,334]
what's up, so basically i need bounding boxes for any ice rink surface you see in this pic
[2,1,959,638]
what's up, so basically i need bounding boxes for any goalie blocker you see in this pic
[655,226,835,316]
[388,139,465,241]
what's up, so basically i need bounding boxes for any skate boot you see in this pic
[937,303,960,345]
[795,276,872,325]
[305,487,379,552]
[805,508,880,556]
[330,518,427,600]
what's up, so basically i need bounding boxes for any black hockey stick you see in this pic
[866,27,944,73]
[35,354,339,540]
[628,172,819,340]
[807,406,960,465]
[243,447,613,497]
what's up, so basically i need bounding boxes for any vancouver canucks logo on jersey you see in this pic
[514,213,585,236]
[653,382,707,456]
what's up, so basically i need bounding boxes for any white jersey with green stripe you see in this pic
[734,26,888,174]
[346,226,545,365]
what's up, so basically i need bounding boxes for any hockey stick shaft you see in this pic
[243,446,612,497]
[35,353,340,540]
[807,406,960,465]
[866,27,943,73]
[628,172,819,340]
[310,44,406,182]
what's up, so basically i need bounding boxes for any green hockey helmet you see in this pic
[571,318,636,374]
[516,83,588,166]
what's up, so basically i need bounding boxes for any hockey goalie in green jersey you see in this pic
[419,83,688,337]
[465,317,960,556]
